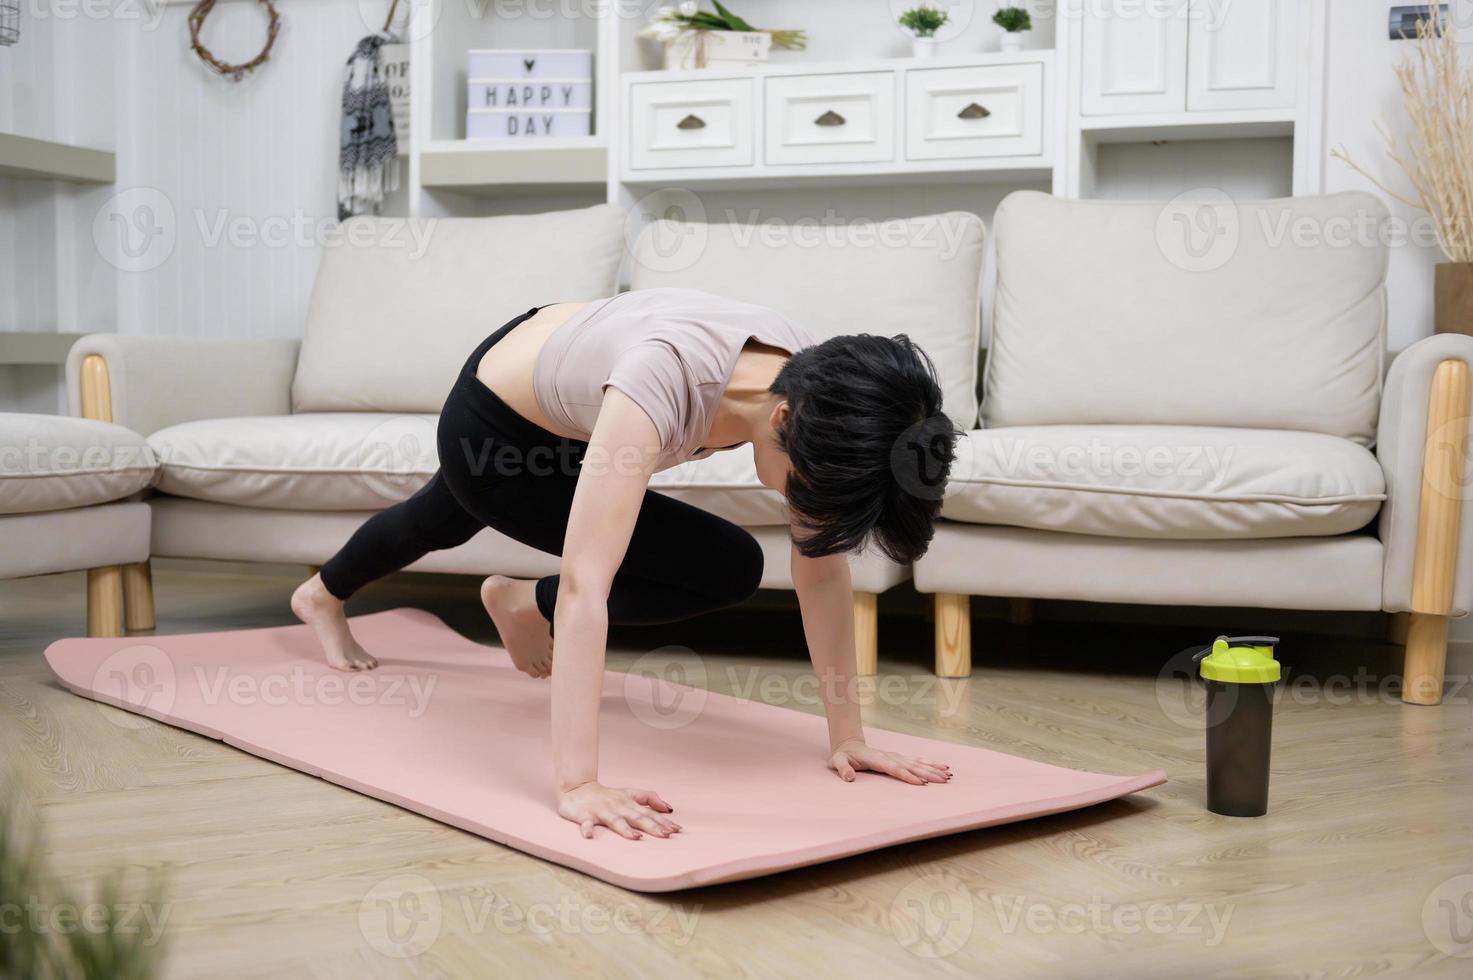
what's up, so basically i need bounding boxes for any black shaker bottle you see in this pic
[1191,635,1281,817]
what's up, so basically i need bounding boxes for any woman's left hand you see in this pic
[828,739,951,785]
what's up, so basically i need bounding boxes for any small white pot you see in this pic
[999,32,1025,53]
[911,36,940,58]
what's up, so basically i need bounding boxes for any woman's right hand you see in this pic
[557,782,682,840]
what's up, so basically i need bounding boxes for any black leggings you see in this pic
[319,307,765,625]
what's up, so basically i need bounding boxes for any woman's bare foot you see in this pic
[290,574,379,672]
[481,575,553,678]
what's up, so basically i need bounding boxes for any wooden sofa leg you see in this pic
[1404,613,1450,706]
[1402,358,1471,705]
[122,560,155,631]
[935,593,972,678]
[87,566,124,638]
[853,592,878,676]
[1007,597,1034,626]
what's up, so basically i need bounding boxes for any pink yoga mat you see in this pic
[45,609,1165,892]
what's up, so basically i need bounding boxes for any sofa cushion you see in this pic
[630,211,986,430]
[0,414,156,515]
[942,426,1385,539]
[985,191,1389,445]
[148,413,789,524]
[292,204,626,414]
[150,414,441,511]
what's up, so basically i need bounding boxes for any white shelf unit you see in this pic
[1061,0,1327,200]
[399,0,1327,216]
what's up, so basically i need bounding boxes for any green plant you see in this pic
[0,789,169,980]
[993,5,1033,32]
[641,0,806,51]
[899,4,950,38]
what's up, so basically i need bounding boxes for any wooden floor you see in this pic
[3,560,1472,979]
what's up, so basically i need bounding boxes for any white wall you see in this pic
[111,0,400,340]
[1322,0,1473,351]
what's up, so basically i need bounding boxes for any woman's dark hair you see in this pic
[770,334,958,563]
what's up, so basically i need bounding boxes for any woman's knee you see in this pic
[721,528,765,604]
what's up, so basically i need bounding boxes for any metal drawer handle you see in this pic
[676,113,706,130]
[957,102,992,120]
[814,109,846,127]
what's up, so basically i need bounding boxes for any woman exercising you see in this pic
[291,287,958,841]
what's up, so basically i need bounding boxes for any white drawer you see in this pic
[764,71,895,166]
[905,63,1045,161]
[629,78,755,171]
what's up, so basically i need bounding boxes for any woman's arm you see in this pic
[551,389,682,840]
[790,544,953,786]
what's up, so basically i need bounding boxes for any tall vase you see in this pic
[1435,262,1473,335]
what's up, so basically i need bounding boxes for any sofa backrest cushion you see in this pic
[984,191,1389,445]
[629,212,986,430]
[292,204,626,413]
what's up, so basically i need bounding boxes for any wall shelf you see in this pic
[0,332,87,366]
[418,140,607,195]
[0,133,115,184]
[1079,110,1297,145]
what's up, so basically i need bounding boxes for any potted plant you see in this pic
[993,5,1032,53]
[899,3,950,59]
[1335,6,1473,335]
[641,1,806,70]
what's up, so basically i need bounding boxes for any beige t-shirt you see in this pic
[533,287,816,471]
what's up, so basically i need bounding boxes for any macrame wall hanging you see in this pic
[188,0,282,81]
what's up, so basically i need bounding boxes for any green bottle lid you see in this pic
[1197,635,1281,684]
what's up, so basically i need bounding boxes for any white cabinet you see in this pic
[1080,0,1189,116]
[1081,0,1298,117]
[629,77,755,170]
[1187,0,1298,111]
[620,55,1051,182]
[905,64,1044,160]
[764,71,895,166]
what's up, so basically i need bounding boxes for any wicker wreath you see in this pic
[188,0,281,81]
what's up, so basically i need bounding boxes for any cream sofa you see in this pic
[913,191,1473,705]
[64,203,988,673]
[0,412,156,635]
